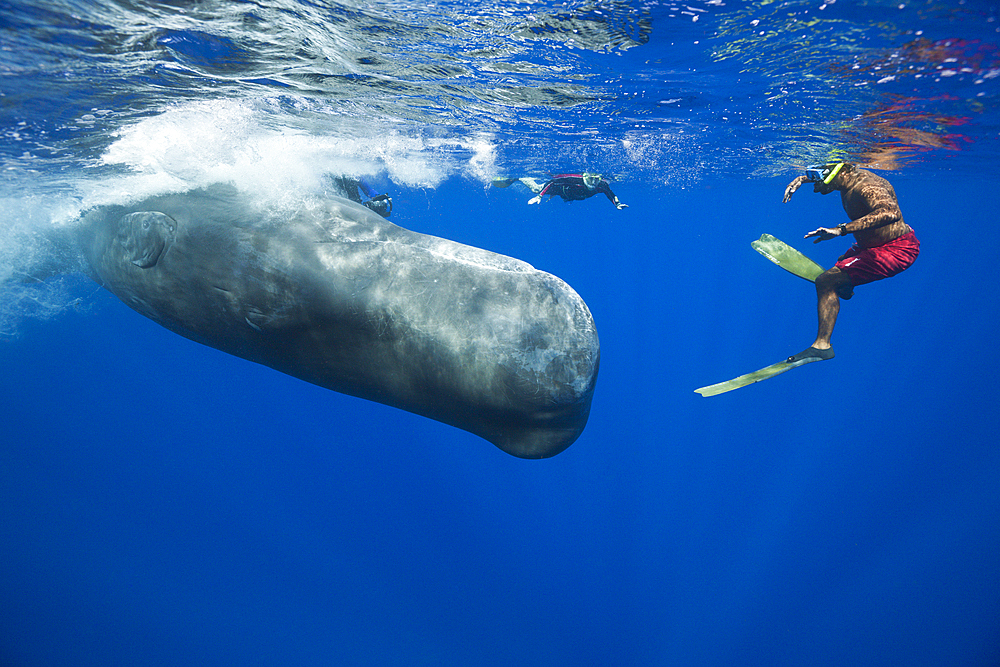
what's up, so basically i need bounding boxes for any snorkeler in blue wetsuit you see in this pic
[493,173,628,209]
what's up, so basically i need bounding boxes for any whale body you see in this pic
[77,186,599,458]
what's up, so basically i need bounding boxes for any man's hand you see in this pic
[782,175,809,203]
[804,226,844,243]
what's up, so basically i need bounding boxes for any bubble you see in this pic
[0,196,90,337]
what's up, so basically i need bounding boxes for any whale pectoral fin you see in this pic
[118,211,177,269]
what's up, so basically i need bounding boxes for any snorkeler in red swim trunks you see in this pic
[781,162,919,363]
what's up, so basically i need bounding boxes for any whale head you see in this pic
[117,211,177,268]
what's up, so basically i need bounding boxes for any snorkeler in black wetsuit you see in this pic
[493,173,628,209]
[332,176,393,218]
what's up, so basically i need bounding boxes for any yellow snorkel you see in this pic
[822,162,844,185]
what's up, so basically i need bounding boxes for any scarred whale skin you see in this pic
[77,185,599,458]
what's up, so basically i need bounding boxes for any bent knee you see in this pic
[815,267,850,290]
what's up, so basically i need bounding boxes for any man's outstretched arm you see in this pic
[600,184,628,209]
[804,225,848,243]
[782,175,810,203]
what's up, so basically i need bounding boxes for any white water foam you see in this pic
[88,98,498,209]
[1,97,499,335]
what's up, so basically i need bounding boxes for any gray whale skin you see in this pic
[78,186,599,458]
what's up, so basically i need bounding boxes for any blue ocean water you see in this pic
[2,1,999,665]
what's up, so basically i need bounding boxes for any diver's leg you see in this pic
[788,267,850,363]
[813,267,852,348]
[518,178,545,194]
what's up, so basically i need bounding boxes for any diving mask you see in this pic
[805,162,845,185]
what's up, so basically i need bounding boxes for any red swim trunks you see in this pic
[835,230,920,289]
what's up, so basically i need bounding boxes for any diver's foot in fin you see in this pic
[786,346,835,365]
